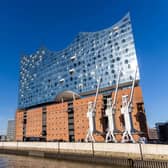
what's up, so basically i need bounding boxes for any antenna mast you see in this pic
[128,67,137,106]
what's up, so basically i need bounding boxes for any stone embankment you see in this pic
[0,142,168,167]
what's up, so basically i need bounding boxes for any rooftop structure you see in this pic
[18,13,139,109]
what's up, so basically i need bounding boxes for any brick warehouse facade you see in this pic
[15,13,148,142]
[46,103,69,141]
[15,86,148,142]
[15,110,24,141]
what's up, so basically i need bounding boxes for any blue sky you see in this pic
[0,0,168,134]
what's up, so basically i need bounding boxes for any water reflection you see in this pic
[0,154,122,168]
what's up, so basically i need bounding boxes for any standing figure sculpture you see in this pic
[121,67,137,143]
[105,70,121,143]
[85,78,101,142]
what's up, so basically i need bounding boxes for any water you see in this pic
[0,154,122,168]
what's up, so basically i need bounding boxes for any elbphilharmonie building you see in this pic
[18,13,139,109]
[16,13,148,142]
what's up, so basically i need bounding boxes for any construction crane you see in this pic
[85,77,101,142]
[121,67,137,143]
[105,70,121,143]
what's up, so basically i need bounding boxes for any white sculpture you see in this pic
[85,101,96,142]
[105,70,121,143]
[85,78,101,142]
[121,68,137,143]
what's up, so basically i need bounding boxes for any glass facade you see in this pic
[18,13,140,109]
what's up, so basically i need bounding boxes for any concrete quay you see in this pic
[0,142,168,162]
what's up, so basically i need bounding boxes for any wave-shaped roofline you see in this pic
[78,12,130,34]
[23,12,130,57]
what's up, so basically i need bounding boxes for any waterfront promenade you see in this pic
[0,142,168,162]
[0,142,168,160]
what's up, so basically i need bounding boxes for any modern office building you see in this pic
[7,120,15,141]
[15,13,148,142]
[148,128,159,143]
[156,122,168,144]
[0,135,7,142]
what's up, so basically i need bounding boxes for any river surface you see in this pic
[0,154,123,168]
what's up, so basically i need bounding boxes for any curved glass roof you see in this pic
[18,13,140,109]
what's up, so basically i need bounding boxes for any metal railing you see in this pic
[127,159,168,168]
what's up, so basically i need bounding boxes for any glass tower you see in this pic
[18,13,139,109]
